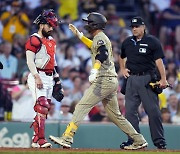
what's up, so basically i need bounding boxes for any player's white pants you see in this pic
[27,71,54,102]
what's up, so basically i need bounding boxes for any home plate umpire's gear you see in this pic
[52,77,64,102]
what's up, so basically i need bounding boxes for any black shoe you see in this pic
[155,142,167,149]
[157,144,166,149]
[120,140,133,149]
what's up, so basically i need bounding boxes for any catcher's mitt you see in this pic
[52,78,64,102]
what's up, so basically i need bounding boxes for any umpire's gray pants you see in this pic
[125,74,165,144]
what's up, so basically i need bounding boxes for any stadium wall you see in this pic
[0,122,179,149]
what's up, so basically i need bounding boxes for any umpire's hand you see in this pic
[121,68,130,78]
[158,79,169,89]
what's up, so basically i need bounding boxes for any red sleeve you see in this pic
[25,36,41,53]
[51,38,56,44]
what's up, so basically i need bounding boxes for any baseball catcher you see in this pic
[25,9,63,148]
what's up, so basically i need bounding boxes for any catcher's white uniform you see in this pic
[25,32,56,148]
[26,33,55,102]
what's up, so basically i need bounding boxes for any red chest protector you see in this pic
[25,33,56,71]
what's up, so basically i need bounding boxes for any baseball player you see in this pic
[25,9,64,148]
[49,12,148,150]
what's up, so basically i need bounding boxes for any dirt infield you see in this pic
[0,147,180,153]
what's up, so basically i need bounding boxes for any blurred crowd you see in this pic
[0,0,179,124]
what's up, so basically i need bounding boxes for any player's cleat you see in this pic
[120,140,133,149]
[31,142,40,148]
[31,138,52,148]
[49,135,73,148]
[31,142,52,148]
[124,141,148,150]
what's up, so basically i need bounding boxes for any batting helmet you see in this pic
[33,9,59,27]
[82,12,107,32]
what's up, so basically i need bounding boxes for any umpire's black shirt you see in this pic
[120,34,164,73]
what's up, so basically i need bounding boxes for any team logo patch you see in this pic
[132,19,137,23]
[97,40,104,46]
[139,48,146,53]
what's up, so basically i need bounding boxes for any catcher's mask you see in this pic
[33,9,60,27]
[82,12,107,33]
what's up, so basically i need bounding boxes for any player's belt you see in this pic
[37,68,53,76]
[129,71,150,76]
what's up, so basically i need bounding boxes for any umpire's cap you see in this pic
[130,16,145,27]
[82,12,107,32]
[33,9,60,27]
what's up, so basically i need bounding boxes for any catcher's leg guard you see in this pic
[49,122,78,148]
[31,115,39,144]
[34,96,50,115]
[31,96,51,148]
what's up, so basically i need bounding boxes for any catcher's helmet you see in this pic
[82,12,107,32]
[33,9,59,27]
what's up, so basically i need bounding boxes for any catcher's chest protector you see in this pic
[32,33,56,70]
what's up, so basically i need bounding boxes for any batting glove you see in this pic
[89,69,98,83]
[69,24,83,39]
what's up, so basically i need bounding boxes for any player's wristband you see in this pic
[77,31,83,39]
[93,62,101,70]
[54,77,60,84]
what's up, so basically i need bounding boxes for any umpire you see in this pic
[119,17,168,149]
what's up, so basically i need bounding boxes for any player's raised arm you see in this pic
[69,24,93,48]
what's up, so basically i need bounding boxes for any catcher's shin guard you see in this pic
[31,115,52,148]
[31,115,39,144]
[31,97,51,148]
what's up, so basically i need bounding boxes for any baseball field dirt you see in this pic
[0,148,180,154]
